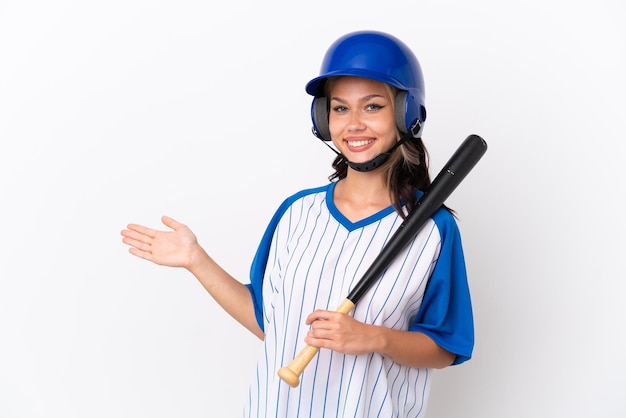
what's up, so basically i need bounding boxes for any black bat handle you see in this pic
[347,134,488,303]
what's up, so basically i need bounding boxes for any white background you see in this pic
[1,0,625,417]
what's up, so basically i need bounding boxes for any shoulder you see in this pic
[432,206,458,228]
[429,207,466,257]
[273,183,332,216]
[283,183,330,203]
[413,190,461,237]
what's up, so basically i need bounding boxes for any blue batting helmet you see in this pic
[306,30,427,141]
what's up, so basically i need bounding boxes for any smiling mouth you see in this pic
[346,139,374,147]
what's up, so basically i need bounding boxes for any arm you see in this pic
[304,310,455,369]
[121,215,264,340]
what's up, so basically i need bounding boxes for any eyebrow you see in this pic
[329,94,387,103]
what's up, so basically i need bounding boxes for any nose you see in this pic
[347,110,366,131]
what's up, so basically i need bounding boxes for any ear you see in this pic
[311,97,331,141]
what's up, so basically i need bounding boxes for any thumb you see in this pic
[161,215,183,230]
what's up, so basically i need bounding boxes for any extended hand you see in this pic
[121,215,199,268]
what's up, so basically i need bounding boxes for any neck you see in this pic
[335,176,390,204]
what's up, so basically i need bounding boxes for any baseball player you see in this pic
[121,30,474,417]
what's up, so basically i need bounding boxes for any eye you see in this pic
[331,105,348,113]
[365,103,385,111]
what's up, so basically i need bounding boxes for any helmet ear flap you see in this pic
[394,90,425,138]
[311,97,331,141]
[394,90,409,134]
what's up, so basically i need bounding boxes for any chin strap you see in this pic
[317,121,421,173]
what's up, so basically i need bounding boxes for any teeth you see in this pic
[347,139,374,147]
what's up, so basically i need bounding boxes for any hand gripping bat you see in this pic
[277,134,488,388]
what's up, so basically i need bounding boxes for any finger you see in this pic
[124,223,156,238]
[305,309,337,325]
[305,330,336,348]
[128,246,153,261]
[121,228,153,245]
[305,335,325,348]
[305,310,326,325]
[121,235,152,252]
[161,215,182,230]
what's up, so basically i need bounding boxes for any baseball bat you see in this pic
[277,134,488,388]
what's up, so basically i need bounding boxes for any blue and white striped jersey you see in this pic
[245,182,473,417]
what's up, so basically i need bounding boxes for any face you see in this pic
[328,76,398,166]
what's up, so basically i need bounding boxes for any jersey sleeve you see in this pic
[245,198,291,332]
[408,209,475,365]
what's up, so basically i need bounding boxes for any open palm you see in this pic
[121,215,198,268]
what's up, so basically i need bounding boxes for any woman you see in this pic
[121,30,474,417]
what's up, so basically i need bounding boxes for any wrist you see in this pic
[361,324,389,356]
[187,244,210,274]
